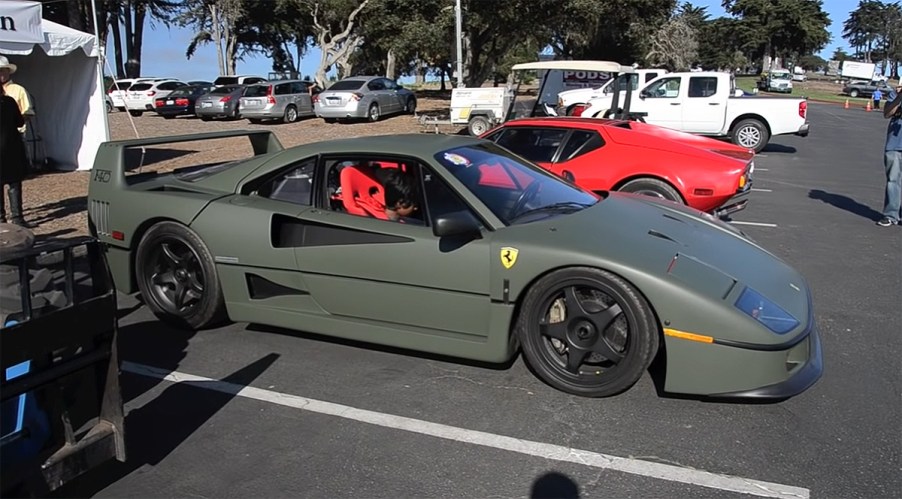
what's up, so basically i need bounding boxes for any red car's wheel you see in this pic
[618,178,683,204]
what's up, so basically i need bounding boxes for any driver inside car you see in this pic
[376,167,424,225]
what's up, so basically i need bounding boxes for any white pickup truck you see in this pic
[580,71,810,152]
[556,69,668,115]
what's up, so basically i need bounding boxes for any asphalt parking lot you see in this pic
[55,103,900,499]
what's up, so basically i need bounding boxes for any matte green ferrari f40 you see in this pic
[87,130,822,400]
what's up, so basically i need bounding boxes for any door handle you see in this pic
[708,102,721,105]
[670,103,681,106]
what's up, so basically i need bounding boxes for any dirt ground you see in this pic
[16,93,460,240]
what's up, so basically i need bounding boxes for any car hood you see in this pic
[509,192,809,324]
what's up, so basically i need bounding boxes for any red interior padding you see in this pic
[339,165,389,219]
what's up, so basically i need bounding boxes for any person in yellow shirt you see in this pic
[0,56,33,134]
[0,56,36,228]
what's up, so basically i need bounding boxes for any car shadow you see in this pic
[808,189,884,221]
[49,353,279,498]
[246,323,520,371]
[530,471,580,498]
[761,143,797,153]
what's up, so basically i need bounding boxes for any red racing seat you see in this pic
[339,165,388,219]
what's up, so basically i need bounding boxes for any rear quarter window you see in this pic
[559,131,605,161]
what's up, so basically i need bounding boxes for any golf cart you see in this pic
[420,60,644,136]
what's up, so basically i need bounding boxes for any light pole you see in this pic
[455,0,463,87]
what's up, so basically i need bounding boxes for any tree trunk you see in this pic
[131,3,146,78]
[110,8,125,77]
[386,49,396,79]
[211,5,224,75]
[439,68,446,91]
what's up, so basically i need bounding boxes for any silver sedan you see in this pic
[314,76,416,122]
[195,84,245,120]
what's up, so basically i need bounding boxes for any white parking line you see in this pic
[751,188,773,192]
[123,362,809,499]
[756,168,770,172]
[730,221,779,228]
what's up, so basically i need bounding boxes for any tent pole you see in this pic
[90,0,110,149]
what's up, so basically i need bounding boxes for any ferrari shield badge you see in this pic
[500,247,519,269]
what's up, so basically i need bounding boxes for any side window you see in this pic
[495,128,567,163]
[382,79,397,90]
[324,158,425,225]
[291,82,307,94]
[644,72,659,83]
[275,83,290,95]
[421,167,479,223]
[644,77,682,98]
[368,79,385,91]
[250,158,317,206]
[558,131,605,162]
[688,77,718,98]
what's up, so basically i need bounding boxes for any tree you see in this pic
[798,54,827,70]
[177,0,246,75]
[645,16,698,70]
[842,0,884,61]
[300,0,370,87]
[723,0,831,70]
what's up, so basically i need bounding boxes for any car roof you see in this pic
[500,117,620,128]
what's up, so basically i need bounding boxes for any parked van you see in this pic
[239,79,316,123]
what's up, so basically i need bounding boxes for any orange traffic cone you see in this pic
[866,100,872,112]
[844,99,850,109]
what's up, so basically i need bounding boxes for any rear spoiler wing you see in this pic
[91,129,285,189]
[1,237,125,495]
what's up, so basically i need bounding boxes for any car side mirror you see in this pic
[638,90,648,99]
[433,210,482,238]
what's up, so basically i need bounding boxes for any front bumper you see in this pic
[709,323,823,399]
[796,123,810,137]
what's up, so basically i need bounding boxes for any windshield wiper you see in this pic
[509,201,593,223]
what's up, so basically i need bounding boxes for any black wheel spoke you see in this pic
[565,348,588,373]
[539,320,567,341]
[152,271,176,287]
[588,303,622,334]
[588,334,625,363]
[564,286,588,316]
[161,243,183,266]
[174,281,189,310]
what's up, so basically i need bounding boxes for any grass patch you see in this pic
[734,75,873,106]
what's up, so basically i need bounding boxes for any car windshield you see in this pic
[328,80,365,91]
[434,143,599,225]
[771,72,791,80]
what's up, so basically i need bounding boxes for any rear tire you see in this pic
[618,178,683,203]
[128,110,143,117]
[367,103,381,122]
[730,118,769,153]
[849,89,860,98]
[467,115,491,136]
[283,105,298,123]
[135,221,226,330]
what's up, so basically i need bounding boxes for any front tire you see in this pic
[516,267,659,397]
[730,118,769,153]
[135,221,226,330]
[849,89,860,98]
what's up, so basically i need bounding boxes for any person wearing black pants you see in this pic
[0,84,35,228]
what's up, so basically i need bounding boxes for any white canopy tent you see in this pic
[0,1,109,171]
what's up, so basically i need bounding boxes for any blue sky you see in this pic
[123,0,853,82]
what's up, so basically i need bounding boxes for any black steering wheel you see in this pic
[511,181,541,218]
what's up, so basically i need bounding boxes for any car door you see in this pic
[189,158,319,313]
[382,79,405,113]
[291,155,492,336]
[292,81,313,115]
[367,78,389,112]
[634,75,684,130]
[681,75,726,134]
